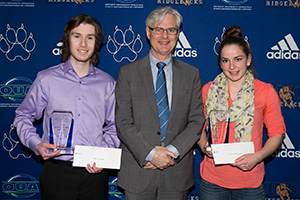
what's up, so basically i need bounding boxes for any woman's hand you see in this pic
[231,153,260,171]
[197,129,213,158]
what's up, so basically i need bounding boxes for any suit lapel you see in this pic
[169,58,182,122]
[137,56,183,127]
[138,55,159,118]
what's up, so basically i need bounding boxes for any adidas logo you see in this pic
[52,42,63,56]
[173,32,197,58]
[281,133,295,149]
[266,33,300,60]
[272,133,300,158]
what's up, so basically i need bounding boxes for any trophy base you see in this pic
[46,147,74,155]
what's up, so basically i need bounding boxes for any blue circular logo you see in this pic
[2,174,39,198]
[1,77,33,102]
[116,0,136,3]
[221,0,248,5]
[108,177,124,199]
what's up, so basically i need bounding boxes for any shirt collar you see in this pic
[149,52,172,71]
[62,59,96,76]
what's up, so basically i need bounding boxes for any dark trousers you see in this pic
[124,170,189,200]
[40,159,109,200]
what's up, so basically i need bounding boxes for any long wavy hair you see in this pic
[59,14,104,66]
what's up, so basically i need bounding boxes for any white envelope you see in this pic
[211,142,254,165]
[73,145,122,169]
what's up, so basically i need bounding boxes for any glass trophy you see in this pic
[206,110,230,149]
[46,111,74,154]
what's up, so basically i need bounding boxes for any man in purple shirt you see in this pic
[13,14,120,200]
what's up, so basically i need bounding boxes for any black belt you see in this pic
[48,159,73,167]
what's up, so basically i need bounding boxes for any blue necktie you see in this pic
[155,62,169,145]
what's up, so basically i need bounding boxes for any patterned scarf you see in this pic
[205,71,255,143]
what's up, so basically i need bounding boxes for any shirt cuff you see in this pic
[146,148,157,161]
[145,145,180,162]
[29,136,43,155]
[166,144,180,157]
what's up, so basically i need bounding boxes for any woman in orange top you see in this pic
[197,25,286,200]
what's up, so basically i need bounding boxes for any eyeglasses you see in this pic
[148,26,178,35]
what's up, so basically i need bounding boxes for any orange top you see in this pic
[200,78,286,189]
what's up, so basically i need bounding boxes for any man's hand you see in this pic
[143,162,157,170]
[151,146,177,169]
[36,142,60,160]
[86,162,103,173]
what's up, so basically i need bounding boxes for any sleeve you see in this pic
[101,81,121,148]
[13,73,47,155]
[263,84,286,137]
[115,65,155,167]
[168,68,205,160]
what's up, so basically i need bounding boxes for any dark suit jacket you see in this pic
[115,54,205,193]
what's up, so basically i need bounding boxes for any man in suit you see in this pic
[115,7,205,199]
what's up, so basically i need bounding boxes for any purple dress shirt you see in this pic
[13,59,120,161]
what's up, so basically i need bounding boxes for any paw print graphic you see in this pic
[2,124,32,159]
[213,27,249,56]
[213,27,226,56]
[106,25,143,63]
[0,23,36,61]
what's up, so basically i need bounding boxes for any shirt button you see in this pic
[157,131,161,135]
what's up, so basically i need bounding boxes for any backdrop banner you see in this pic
[0,1,299,200]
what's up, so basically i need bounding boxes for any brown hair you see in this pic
[218,25,254,75]
[59,14,104,66]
